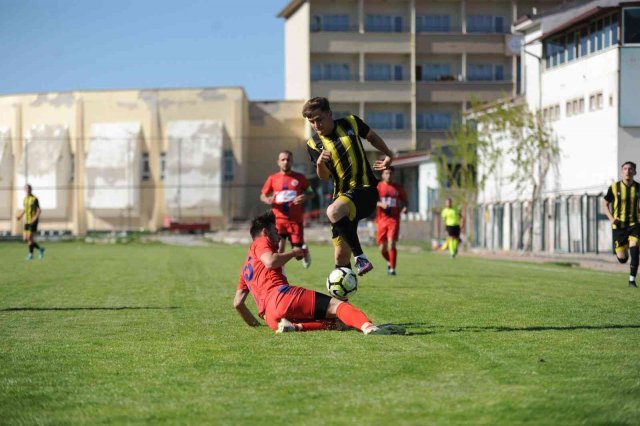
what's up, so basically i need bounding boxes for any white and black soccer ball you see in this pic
[326,267,358,300]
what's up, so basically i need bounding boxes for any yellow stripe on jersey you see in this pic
[334,125,358,190]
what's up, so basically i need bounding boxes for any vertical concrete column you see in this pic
[359,102,365,120]
[11,103,22,235]
[410,0,417,150]
[461,0,466,34]
[73,97,87,235]
[358,0,364,33]
[149,94,161,232]
[461,52,467,81]
[359,52,365,82]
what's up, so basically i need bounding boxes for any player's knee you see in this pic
[326,204,344,223]
[618,256,629,264]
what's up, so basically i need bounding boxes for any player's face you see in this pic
[278,153,292,173]
[307,110,334,136]
[24,185,31,195]
[382,169,393,183]
[445,199,452,208]
[622,164,636,181]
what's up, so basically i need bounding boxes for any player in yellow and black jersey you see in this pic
[16,184,45,260]
[303,97,394,276]
[604,161,640,288]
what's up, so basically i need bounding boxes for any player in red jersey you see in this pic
[233,211,406,335]
[376,167,408,276]
[260,150,314,268]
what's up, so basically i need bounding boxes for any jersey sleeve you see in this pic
[33,197,40,210]
[261,175,273,196]
[299,174,311,191]
[604,186,614,203]
[352,115,371,139]
[307,141,321,165]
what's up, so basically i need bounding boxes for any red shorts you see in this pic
[276,220,304,245]
[264,285,317,330]
[376,218,400,245]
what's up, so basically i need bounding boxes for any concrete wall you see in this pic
[285,2,310,100]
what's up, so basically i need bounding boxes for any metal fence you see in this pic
[471,194,611,254]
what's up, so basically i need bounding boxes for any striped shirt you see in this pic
[604,180,640,228]
[23,194,40,223]
[306,115,378,199]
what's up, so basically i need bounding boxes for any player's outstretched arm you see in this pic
[260,247,304,269]
[233,289,260,327]
[366,130,394,170]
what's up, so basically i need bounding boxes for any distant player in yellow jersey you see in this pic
[603,161,640,288]
[16,184,45,260]
[441,198,464,258]
[303,97,395,276]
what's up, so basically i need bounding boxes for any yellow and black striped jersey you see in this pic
[306,115,378,199]
[23,194,40,223]
[604,180,640,227]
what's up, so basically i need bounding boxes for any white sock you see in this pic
[355,254,367,261]
[630,276,635,282]
[361,322,375,332]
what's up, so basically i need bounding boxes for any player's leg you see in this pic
[290,222,311,268]
[377,221,390,269]
[629,230,639,288]
[613,229,629,264]
[387,220,399,274]
[327,197,367,266]
[332,232,352,269]
[23,226,33,260]
[326,298,405,335]
[31,221,42,259]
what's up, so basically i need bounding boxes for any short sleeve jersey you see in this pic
[376,181,408,221]
[237,236,289,317]
[261,171,310,223]
[306,115,378,199]
[604,180,640,228]
[441,207,461,227]
[23,195,40,223]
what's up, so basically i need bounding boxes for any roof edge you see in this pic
[277,0,305,19]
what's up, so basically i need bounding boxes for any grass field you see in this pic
[1,241,639,425]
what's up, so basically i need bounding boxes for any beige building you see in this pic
[0,88,306,235]
[278,0,562,219]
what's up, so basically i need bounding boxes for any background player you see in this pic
[233,211,405,335]
[303,97,394,276]
[603,161,640,288]
[260,150,314,268]
[376,167,408,276]
[16,184,45,260]
[441,198,464,258]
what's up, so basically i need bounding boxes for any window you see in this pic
[416,15,451,32]
[623,8,640,44]
[579,98,585,113]
[567,33,577,61]
[590,22,597,53]
[597,93,603,109]
[311,63,351,81]
[467,63,505,81]
[141,152,150,181]
[223,150,234,182]
[609,95,614,107]
[604,16,611,48]
[366,15,404,32]
[366,64,404,81]
[366,112,406,129]
[596,19,604,50]
[421,63,451,81]
[416,112,453,130]
[579,27,589,57]
[160,152,166,181]
[613,14,619,44]
[311,15,350,32]
[566,101,573,116]
[589,93,603,111]
[467,15,505,33]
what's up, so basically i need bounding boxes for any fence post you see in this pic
[566,196,571,253]
[595,193,600,254]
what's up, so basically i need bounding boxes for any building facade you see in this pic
[0,88,306,235]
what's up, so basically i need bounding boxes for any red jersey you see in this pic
[237,236,289,318]
[261,171,310,223]
[376,181,408,221]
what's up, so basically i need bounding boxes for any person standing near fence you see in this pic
[603,161,640,288]
[260,150,314,268]
[376,166,408,276]
[440,198,464,258]
[16,184,45,261]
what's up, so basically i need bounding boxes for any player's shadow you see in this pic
[0,306,180,312]
[399,323,640,336]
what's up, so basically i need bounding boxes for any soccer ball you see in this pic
[326,267,358,300]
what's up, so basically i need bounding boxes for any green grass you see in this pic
[1,241,639,425]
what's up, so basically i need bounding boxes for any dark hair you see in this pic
[302,97,331,118]
[250,211,276,239]
[385,166,395,172]
[278,150,293,158]
[622,161,637,171]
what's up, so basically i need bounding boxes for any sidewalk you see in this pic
[467,249,620,273]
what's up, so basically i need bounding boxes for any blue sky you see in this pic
[0,0,291,99]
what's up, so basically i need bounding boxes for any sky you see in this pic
[0,0,292,100]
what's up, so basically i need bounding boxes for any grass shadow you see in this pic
[0,306,180,312]
[398,323,640,336]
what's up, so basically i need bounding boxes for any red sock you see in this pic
[336,302,370,330]
[295,321,333,331]
[389,248,397,269]
[381,249,390,262]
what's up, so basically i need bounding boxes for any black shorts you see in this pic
[612,224,640,253]
[339,186,378,221]
[446,225,461,238]
[23,221,38,234]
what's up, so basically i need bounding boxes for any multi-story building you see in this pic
[476,0,640,252]
[278,0,560,218]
